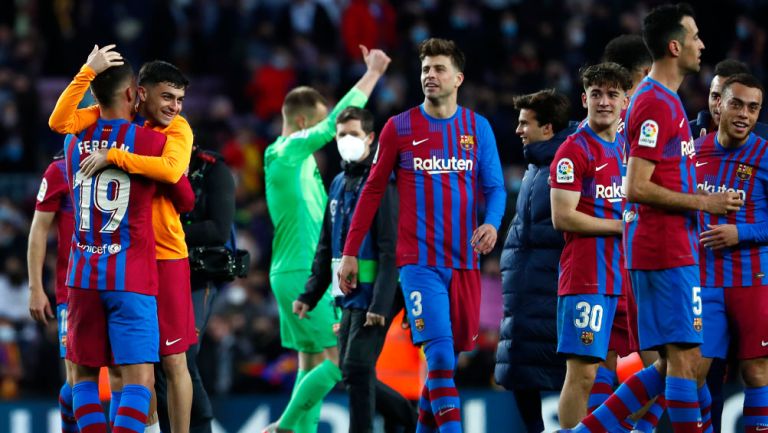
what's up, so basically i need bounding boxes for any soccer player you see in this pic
[293,107,415,433]
[570,4,742,433]
[337,38,507,432]
[550,62,631,429]
[695,74,768,432]
[62,60,165,433]
[27,151,79,432]
[49,45,196,433]
[263,46,390,433]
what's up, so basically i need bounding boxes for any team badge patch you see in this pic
[460,135,475,150]
[737,164,754,181]
[556,158,575,184]
[580,331,594,346]
[414,318,425,332]
[638,120,659,148]
[693,317,703,332]
[623,210,637,223]
[37,178,48,202]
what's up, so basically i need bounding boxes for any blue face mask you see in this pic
[501,20,518,38]
[411,26,429,45]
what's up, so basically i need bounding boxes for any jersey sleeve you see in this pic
[107,116,192,183]
[343,118,399,256]
[550,136,589,193]
[48,65,101,134]
[275,88,368,165]
[628,99,675,163]
[476,116,506,230]
[35,163,69,212]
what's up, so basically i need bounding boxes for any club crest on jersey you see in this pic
[460,135,475,150]
[623,210,637,223]
[693,317,703,332]
[580,331,594,346]
[556,158,575,183]
[737,164,754,181]
[414,318,425,332]
[638,120,659,148]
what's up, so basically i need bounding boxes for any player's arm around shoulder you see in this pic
[106,116,192,183]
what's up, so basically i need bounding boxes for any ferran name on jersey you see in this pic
[638,119,659,148]
[556,158,575,183]
[737,163,754,181]
[580,331,594,346]
[460,134,476,150]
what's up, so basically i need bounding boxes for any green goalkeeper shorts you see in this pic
[270,270,340,353]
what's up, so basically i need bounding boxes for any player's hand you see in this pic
[292,300,310,319]
[401,310,410,330]
[359,45,391,76]
[471,224,497,254]
[86,44,124,74]
[364,312,386,327]
[28,285,54,325]
[703,191,743,215]
[700,224,739,250]
[699,128,707,138]
[337,255,359,294]
[80,149,110,177]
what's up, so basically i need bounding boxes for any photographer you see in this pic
[156,145,238,433]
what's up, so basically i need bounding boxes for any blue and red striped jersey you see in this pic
[64,119,166,294]
[550,124,627,296]
[343,105,506,269]
[623,77,699,270]
[696,132,768,287]
[35,158,74,305]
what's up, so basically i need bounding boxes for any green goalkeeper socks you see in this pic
[278,359,342,431]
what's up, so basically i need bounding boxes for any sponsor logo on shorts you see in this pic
[414,318,425,332]
[77,242,122,255]
[693,317,703,332]
[761,340,768,347]
[580,331,594,346]
[165,338,182,346]
[756,425,768,431]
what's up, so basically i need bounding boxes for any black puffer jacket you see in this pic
[494,124,576,391]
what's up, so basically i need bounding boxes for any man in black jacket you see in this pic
[495,89,574,433]
[293,107,416,433]
[156,146,236,433]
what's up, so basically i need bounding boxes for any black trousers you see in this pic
[338,308,417,433]
[155,281,218,433]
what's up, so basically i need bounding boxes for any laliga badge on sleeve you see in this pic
[638,120,659,148]
[556,158,575,184]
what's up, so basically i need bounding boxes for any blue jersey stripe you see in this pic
[415,165,428,266]
[431,125,446,267]
[449,119,461,268]
[115,124,137,291]
[594,197,607,295]
[464,109,476,268]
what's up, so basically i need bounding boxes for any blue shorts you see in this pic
[630,266,703,350]
[557,294,618,360]
[56,303,68,359]
[67,288,160,367]
[700,287,727,359]
[400,265,454,346]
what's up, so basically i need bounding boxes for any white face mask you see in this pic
[336,135,367,163]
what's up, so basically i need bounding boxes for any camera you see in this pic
[188,246,250,282]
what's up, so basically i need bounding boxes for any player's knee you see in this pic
[162,353,190,379]
[566,359,599,392]
[741,359,768,387]
[423,337,456,371]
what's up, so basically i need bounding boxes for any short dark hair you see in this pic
[721,73,765,98]
[282,86,328,119]
[513,89,571,133]
[90,62,134,109]
[580,62,633,92]
[138,60,189,89]
[418,38,466,72]
[336,107,374,134]
[714,59,750,78]
[642,3,696,60]
[603,35,652,74]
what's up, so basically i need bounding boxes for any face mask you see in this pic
[337,135,367,163]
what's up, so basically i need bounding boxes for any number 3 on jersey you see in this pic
[74,168,130,233]
[573,301,603,332]
[410,291,423,317]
